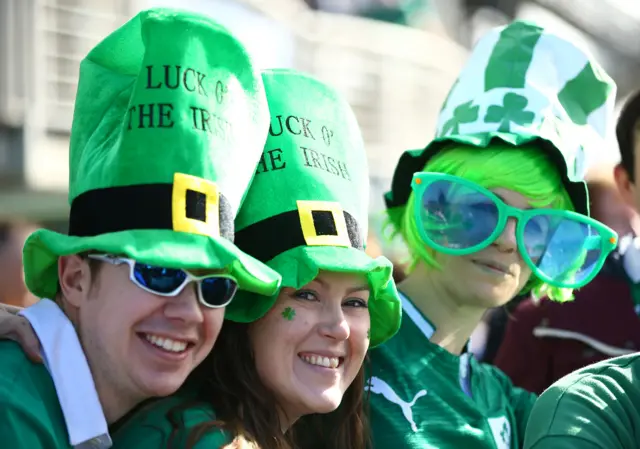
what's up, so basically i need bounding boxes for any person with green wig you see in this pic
[99,68,400,448]
[368,20,619,449]
[0,8,283,449]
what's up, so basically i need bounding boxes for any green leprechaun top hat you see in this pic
[385,20,617,225]
[22,8,283,300]
[225,69,402,347]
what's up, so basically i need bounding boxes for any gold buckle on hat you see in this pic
[172,173,220,237]
[296,200,350,247]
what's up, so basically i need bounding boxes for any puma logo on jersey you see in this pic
[366,376,427,432]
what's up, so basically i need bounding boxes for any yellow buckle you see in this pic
[172,173,220,237]
[296,200,350,247]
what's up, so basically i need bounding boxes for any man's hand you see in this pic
[0,305,42,363]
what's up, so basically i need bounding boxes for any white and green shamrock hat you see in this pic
[385,20,617,219]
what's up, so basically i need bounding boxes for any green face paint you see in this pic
[367,328,370,339]
[281,307,296,321]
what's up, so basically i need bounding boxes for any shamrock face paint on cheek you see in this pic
[281,306,296,321]
[367,328,370,340]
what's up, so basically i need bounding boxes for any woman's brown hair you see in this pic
[178,320,370,449]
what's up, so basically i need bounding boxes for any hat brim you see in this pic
[224,245,402,348]
[384,132,589,228]
[23,228,282,303]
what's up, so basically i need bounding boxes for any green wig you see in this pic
[387,143,576,302]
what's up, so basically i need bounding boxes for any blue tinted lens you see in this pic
[524,215,603,286]
[200,277,238,307]
[420,180,499,249]
[133,264,187,294]
[521,214,554,260]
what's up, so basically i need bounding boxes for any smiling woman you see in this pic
[180,270,373,447]
[249,272,370,420]
[108,68,401,449]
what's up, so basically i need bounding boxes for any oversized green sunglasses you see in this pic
[411,172,618,289]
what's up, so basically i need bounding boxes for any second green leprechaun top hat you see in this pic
[226,69,402,347]
[385,20,617,225]
[22,8,282,300]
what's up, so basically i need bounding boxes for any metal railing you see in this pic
[37,0,132,132]
[0,0,33,127]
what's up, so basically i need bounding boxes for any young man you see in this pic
[523,90,640,449]
[0,8,281,449]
